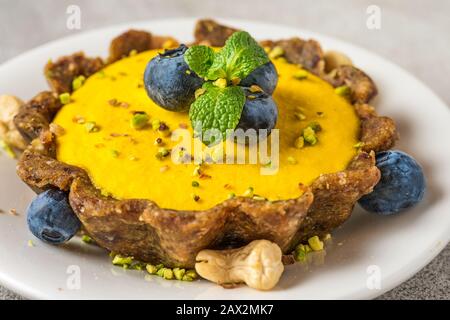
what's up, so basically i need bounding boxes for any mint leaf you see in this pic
[184,45,215,78]
[207,31,269,81]
[189,83,245,145]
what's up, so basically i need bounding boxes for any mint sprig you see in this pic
[189,83,245,145]
[185,31,269,82]
[184,31,269,144]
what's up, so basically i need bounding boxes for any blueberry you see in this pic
[144,44,204,112]
[241,62,278,95]
[358,150,426,215]
[236,88,278,134]
[27,189,81,244]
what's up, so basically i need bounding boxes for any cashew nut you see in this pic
[324,50,353,73]
[0,95,27,150]
[195,240,284,291]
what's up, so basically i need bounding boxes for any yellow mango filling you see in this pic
[53,50,360,210]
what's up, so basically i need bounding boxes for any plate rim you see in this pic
[0,17,449,300]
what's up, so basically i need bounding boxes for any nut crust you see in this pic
[194,19,239,46]
[45,53,104,94]
[15,20,398,267]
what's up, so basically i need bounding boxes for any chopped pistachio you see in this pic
[151,119,161,130]
[213,78,227,88]
[97,70,106,78]
[243,187,254,197]
[192,194,200,202]
[185,269,198,279]
[303,127,317,145]
[323,233,332,241]
[27,240,35,247]
[81,235,93,244]
[163,268,174,280]
[112,255,133,266]
[247,95,256,100]
[131,112,149,129]
[252,195,266,201]
[227,192,236,199]
[269,46,284,59]
[294,111,306,121]
[146,264,158,274]
[294,136,305,149]
[129,49,138,56]
[335,85,351,97]
[59,93,71,105]
[85,121,99,133]
[287,156,297,164]
[304,244,312,253]
[192,165,201,176]
[293,70,308,80]
[0,140,16,158]
[182,275,194,281]
[249,85,263,93]
[353,141,365,148]
[185,69,191,75]
[130,262,145,271]
[156,147,170,160]
[308,235,324,251]
[72,75,86,91]
[308,121,322,132]
[195,88,206,99]
[294,244,307,262]
[173,268,186,280]
[154,137,164,146]
[156,267,165,277]
[191,181,200,187]
[111,149,120,158]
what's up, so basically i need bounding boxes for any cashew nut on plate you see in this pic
[324,50,353,73]
[0,95,27,150]
[195,240,284,291]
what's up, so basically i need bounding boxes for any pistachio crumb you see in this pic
[335,85,351,97]
[112,255,133,266]
[81,235,93,244]
[111,149,120,158]
[308,236,324,251]
[49,123,65,136]
[353,142,365,149]
[287,156,297,164]
[129,49,138,56]
[85,121,99,133]
[160,165,169,172]
[146,264,158,275]
[294,112,306,121]
[303,127,317,145]
[173,268,186,280]
[59,93,71,105]
[72,75,86,91]
[185,70,191,75]
[243,187,254,197]
[156,147,170,160]
[192,165,201,176]
[269,46,284,59]
[252,195,266,201]
[323,234,332,241]
[227,192,236,199]
[294,136,305,149]
[131,112,149,130]
[191,181,200,187]
[27,240,34,247]
[151,119,161,131]
[293,70,308,80]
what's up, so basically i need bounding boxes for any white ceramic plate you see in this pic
[0,18,449,300]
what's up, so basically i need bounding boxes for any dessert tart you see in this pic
[3,19,423,290]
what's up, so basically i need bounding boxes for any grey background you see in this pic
[0,0,448,300]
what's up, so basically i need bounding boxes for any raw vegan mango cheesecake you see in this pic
[53,49,360,211]
[3,20,425,290]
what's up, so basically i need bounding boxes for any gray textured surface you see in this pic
[0,0,448,300]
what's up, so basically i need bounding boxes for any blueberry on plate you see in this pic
[144,44,204,112]
[358,150,426,215]
[240,61,278,95]
[236,88,278,134]
[27,189,81,244]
